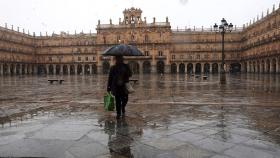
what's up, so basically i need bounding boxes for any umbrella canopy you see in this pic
[102,44,143,56]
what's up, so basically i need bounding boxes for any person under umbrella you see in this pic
[107,56,132,119]
[105,44,143,119]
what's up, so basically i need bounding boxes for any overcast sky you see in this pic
[0,0,279,34]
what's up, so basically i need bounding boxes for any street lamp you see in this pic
[214,18,233,84]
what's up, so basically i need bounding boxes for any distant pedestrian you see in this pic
[107,56,132,119]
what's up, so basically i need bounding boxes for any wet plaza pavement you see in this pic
[0,74,280,158]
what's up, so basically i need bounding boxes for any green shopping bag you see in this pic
[104,92,115,111]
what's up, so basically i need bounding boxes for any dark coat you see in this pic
[107,63,132,96]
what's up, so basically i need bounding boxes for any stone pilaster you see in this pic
[82,64,85,75]
[54,65,57,75]
[192,64,195,73]
[67,65,70,75]
[74,64,78,75]
[89,64,92,75]
[201,63,205,73]
[59,65,63,75]
[34,65,38,75]
[276,59,279,74]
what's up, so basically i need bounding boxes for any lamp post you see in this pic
[214,18,233,84]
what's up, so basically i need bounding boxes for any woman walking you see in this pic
[107,56,132,119]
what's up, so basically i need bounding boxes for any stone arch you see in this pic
[21,64,25,75]
[249,61,252,73]
[187,63,193,74]
[55,65,61,75]
[212,63,219,74]
[84,64,90,75]
[156,60,165,74]
[77,64,83,75]
[128,61,140,74]
[171,63,177,74]
[103,61,110,74]
[261,60,265,73]
[37,65,46,75]
[31,65,35,74]
[3,64,8,75]
[16,64,20,75]
[272,58,277,73]
[49,65,54,75]
[195,63,201,74]
[179,63,185,74]
[63,65,68,75]
[70,65,75,75]
[243,62,247,73]
[230,63,241,73]
[143,61,151,74]
[266,59,270,73]
[253,61,256,73]
[92,64,97,74]
[204,63,210,74]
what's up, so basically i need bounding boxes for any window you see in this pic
[188,55,192,60]
[196,54,200,60]
[158,51,163,56]
[48,57,52,62]
[172,55,175,59]
[93,56,95,61]
[125,17,128,24]
[144,51,149,56]
[78,57,81,61]
[103,36,106,44]
[131,16,135,23]
[85,57,89,61]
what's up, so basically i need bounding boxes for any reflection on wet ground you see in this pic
[0,74,280,158]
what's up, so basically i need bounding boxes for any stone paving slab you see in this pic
[0,75,280,157]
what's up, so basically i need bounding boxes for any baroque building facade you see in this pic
[0,6,279,76]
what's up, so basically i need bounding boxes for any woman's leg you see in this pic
[115,95,121,118]
[121,94,128,116]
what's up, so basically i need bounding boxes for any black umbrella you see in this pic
[102,44,143,56]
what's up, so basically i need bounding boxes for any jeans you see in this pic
[115,94,128,116]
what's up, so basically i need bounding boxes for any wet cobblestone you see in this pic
[0,74,280,158]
